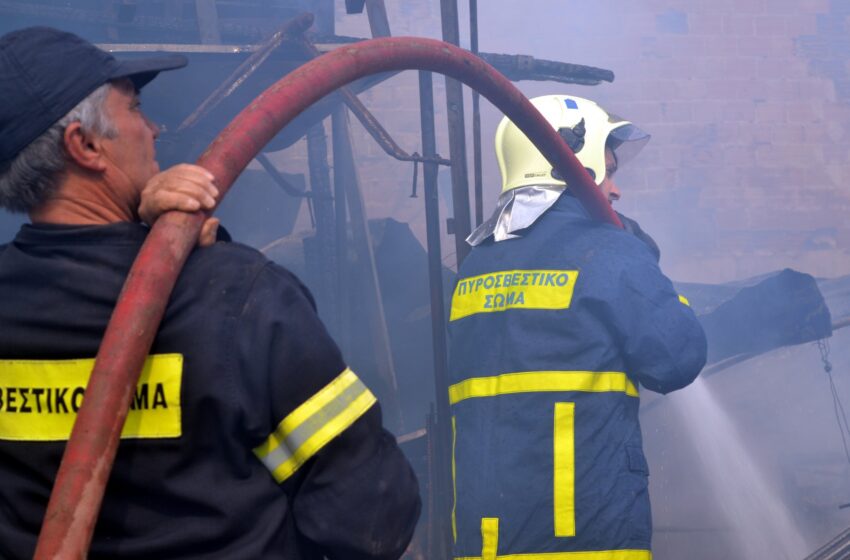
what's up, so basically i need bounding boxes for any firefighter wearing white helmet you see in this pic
[467,94,650,247]
[448,94,706,558]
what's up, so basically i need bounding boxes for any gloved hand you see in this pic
[617,212,661,263]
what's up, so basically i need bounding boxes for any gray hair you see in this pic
[0,83,117,213]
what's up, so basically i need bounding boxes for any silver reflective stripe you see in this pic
[254,368,376,483]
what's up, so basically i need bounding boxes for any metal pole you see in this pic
[365,0,392,37]
[470,0,484,226]
[419,69,453,559]
[440,0,472,265]
[306,123,340,334]
[330,111,351,354]
[313,0,335,36]
[331,106,405,433]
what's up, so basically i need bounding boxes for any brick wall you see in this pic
[280,0,850,283]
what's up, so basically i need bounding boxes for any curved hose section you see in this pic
[34,35,622,558]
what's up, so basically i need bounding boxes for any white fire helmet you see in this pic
[494,94,650,193]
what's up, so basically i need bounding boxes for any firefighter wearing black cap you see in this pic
[0,27,420,559]
[448,95,706,559]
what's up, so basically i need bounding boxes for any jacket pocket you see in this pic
[626,445,649,475]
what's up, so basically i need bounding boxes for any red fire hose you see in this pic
[33,35,622,557]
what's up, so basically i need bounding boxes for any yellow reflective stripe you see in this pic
[0,354,182,441]
[452,415,458,543]
[678,294,690,306]
[455,550,651,560]
[253,368,376,483]
[450,269,579,321]
[481,518,499,560]
[449,371,638,405]
[554,403,575,537]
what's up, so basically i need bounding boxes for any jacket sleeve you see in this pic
[617,211,661,263]
[602,238,707,394]
[236,262,421,559]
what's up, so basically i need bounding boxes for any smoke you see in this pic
[2,2,850,557]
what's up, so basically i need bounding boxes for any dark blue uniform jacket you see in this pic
[448,194,706,559]
[0,222,420,559]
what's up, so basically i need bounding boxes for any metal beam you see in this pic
[440,0,472,265]
[306,122,340,334]
[365,0,391,37]
[470,0,483,226]
[805,527,850,560]
[313,0,335,36]
[419,69,453,560]
[176,12,314,133]
[330,109,351,356]
[194,0,221,44]
[345,0,366,14]
[297,37,451,167]
[255,154,313,198]
[479,52,615,85]
[331,107,405,433]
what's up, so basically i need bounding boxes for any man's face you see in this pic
[598,147,620,204]
[99,79,160,202]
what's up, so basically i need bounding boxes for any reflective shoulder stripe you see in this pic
[678,294,690,306]
[449,371,639,405]
[253,367,376,483]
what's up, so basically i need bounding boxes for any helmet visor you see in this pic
[607,123,650,167]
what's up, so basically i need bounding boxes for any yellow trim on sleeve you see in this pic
[449,371,639,405]
[253,368,376,483]
[678,294,690,306]
[272,368,360,438]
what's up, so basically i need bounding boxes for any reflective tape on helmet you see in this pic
[253,368,376,483]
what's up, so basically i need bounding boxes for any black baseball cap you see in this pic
[0,26,188,165]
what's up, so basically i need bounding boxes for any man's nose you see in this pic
[609,182,621,202]
[144,114,160,139]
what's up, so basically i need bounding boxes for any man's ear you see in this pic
[63,122,107,172]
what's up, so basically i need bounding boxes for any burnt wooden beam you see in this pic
[345,0,366,14]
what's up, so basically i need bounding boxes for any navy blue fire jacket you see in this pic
[447,193,706,559]
[0,222,420,559]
